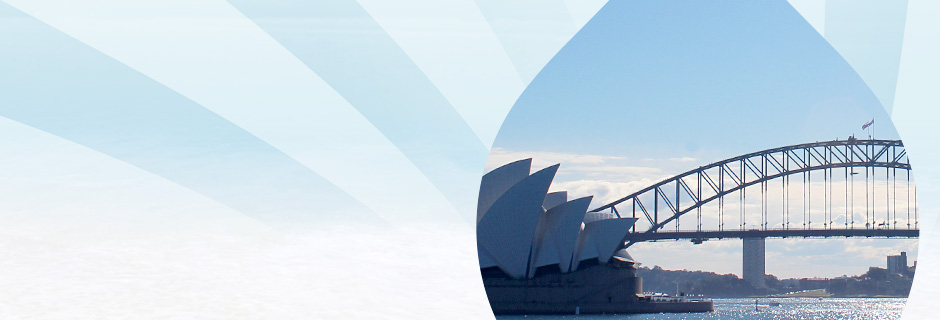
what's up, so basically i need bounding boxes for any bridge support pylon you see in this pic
[743,237,766,288]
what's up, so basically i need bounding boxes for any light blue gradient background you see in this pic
[0,0,937,319]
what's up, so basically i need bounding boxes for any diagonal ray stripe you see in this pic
[356,0,525,147]
[0,3,375,228]
[226,0,488,219]
[472,0,578,84]
[825,0,909,115]
[787,0,826,35]
[892,0,940,317]
[560,0,608,29]
[0,115,268,235]
[1,0,465,225]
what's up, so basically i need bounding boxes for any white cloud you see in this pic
[486,148,669,187]
[485,147,627,171]
[628,241,742,275]
[564,165,662,176]
[550,179,659,208]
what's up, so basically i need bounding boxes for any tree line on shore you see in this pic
[638,265,913,298]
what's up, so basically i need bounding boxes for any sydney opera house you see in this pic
[477,159,712,314]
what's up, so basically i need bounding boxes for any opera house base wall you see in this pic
[483,263,713,315]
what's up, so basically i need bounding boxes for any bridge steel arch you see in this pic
[589,139,914,246]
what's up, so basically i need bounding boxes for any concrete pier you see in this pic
[743,237,766,287]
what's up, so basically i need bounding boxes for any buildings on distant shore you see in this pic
[887,252,911,275]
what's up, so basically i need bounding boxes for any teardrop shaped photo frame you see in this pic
[478,2,918,318]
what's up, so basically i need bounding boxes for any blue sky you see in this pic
[490,1,915,278]
[497,1,897,158]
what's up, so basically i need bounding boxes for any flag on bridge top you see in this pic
[862,118,874,130]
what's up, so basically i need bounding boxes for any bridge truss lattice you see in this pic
[589,139,918,247]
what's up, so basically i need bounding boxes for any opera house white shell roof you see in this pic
[477,159,638,279]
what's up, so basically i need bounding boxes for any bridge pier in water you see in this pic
[743,237,766,288]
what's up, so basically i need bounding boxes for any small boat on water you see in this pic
[769,300,781,307]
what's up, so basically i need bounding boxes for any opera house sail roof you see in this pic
[477,159,638,279]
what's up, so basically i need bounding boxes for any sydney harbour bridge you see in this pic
[589,138,918,285]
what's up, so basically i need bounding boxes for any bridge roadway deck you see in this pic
[628,228,919,242]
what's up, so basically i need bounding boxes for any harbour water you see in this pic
[495,298,906,320]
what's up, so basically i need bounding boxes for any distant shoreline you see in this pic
[702,295,908,299]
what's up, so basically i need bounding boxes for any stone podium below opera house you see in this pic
[477,159,713,315]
